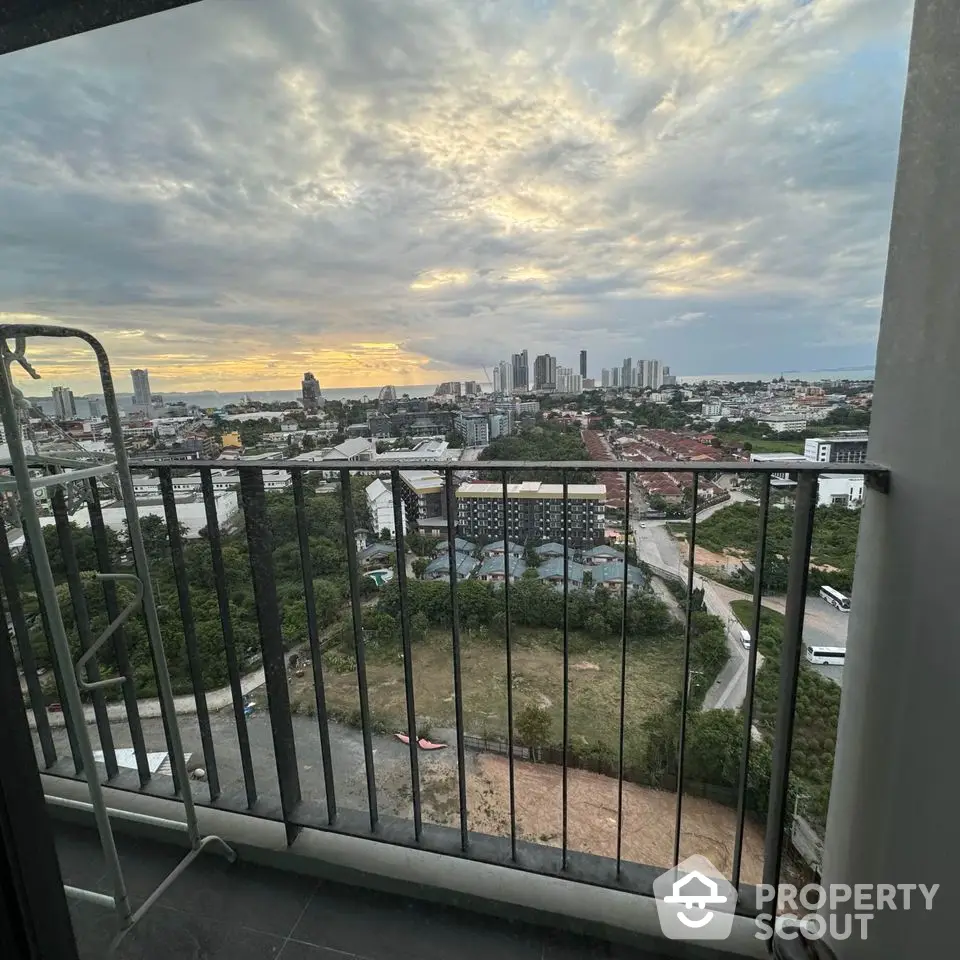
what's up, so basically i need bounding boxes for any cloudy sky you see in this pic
[1,0,913,394]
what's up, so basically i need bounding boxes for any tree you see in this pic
[380,528,392,541]
[411,611,430,642]
[515,703,552,756]
[412,557,429,579]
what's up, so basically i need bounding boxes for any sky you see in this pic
[0,0,914,394]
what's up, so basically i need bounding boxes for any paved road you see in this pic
[709,583,849,686]
[42,706,434,822]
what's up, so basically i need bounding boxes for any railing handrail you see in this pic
[96,456,890,477]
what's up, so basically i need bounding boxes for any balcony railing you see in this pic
[3,456,888,924]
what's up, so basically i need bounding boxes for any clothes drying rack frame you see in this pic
[0,324,235,953]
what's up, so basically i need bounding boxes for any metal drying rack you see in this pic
[0,324,235,953]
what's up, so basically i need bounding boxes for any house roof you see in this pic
[435,537,477,555]
[324,437,376,460]
[477,556,527,577]
[365,477,392,504]
[585,544,623,559]
[536,558,585,582]
[480,540,525,555]
[359,542,395,562]
[425,552,478,579]
[535,542,566,557]
[592,561,646,586]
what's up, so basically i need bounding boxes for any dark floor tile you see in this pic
[54,822,315,937]
[142,853,317,937]
[291,881,543,960]
[281,942,363,960]
[69,900,285,959]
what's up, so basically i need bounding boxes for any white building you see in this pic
[601,369,610,388]
[817,475,865,509]
[556,368,582,394]
[366,477,405,537]
[35,492,239,540]
[455,413,490,447]
[803,431,869,464]
[757,415,808,433]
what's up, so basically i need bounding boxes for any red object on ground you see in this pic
[417,738,448,750]
[394,732,410,745]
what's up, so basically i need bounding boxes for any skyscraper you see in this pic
[612,367,620,388]
[52,386,76,420]
[87,397,102,419]
[511,350,529,393]
[621,358,632,389]
[496,359,513,394]
[131,368,151,406]
[579,350,587,379]
[635,360,645,388]
[533,354,557,391]
[301,372,322,412]
[601,369,610,388]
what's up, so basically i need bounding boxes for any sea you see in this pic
[156,367,874,405]
[31,368,875,415]
[678,366,875,385]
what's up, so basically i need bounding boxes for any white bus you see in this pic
[805,645,846,666]
[819,585,851,611]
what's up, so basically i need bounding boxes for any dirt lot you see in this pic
[386,749,765,884]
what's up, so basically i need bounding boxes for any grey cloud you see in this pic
[0,0,914,388]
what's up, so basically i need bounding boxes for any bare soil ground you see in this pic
[386,750,765,884]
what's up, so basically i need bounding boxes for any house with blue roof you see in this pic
[536,557,585,590]
[423,551,478,581]
[590,561,646,593]
[479,540,525,558]
[583,544,624,565]
[476,555,527,582]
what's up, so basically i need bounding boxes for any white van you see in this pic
[740,628,751,649]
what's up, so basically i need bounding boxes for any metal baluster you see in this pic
[615,471,631,877]
[158,468,219,801]
[239,468,301,844]
[199,468,256,809]
[87,477,150,786]
[731,474,772,890]
[501,470,517,861]
[561,470,570,869]
[672,472,700,867]
[445,470,469,852]
[291,471,337,825]
[763,471,818,891]
[0,530,56,767]
[390,468,422,841]
[339,469,378,831]
[50,486,118,780]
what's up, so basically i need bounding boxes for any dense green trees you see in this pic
[692,501,860,594]
[19,482,364,698]
[479,422,593,482]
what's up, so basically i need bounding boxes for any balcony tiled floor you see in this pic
[54,821,674,959]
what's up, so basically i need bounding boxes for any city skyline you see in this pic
[0,0,911,394]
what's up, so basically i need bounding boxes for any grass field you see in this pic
[717,434,805,454]
[290,627,685,761]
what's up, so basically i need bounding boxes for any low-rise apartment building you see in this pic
[456,481,605,545]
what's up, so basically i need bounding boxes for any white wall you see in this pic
[37,492,239,539]
[817,474,864,509]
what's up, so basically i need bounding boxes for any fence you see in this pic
[2,455,888,912]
